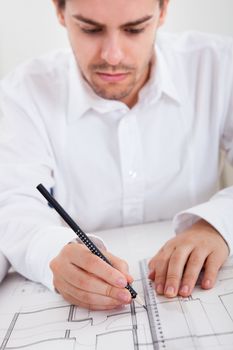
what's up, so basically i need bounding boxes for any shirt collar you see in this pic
[138,43,182,106]
[67,39,182,122]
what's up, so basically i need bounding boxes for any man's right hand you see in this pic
[50,243,133,310]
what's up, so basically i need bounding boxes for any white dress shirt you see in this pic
[0,31,233,290]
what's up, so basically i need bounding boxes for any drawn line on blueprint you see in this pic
[130,301,139,350]
[219,293,233,322]
[0,297,148,350]
[178,297,199,350]
[0,313,19,350]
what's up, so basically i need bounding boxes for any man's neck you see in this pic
[121,61,153,108]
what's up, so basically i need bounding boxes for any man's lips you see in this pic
[96,72,129,82]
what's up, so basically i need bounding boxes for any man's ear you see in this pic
[52,0,66,27]
[158,0,169,27]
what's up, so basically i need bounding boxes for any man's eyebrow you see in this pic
[72,14,154,27]
[72,14,103,26]
[122,15,154,27]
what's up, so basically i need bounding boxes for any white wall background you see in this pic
[0,0,233,183]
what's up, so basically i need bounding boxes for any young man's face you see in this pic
[54,0,168,107]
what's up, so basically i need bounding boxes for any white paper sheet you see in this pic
[0,258,232,350]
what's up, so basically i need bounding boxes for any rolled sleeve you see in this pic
[173,188,233,255]
[26,226,76,291]
[26,227,107,291]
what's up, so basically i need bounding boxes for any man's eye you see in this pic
[124,28,145,34]
[81,27,102,34]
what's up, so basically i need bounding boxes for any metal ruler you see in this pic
[140,259,166,350]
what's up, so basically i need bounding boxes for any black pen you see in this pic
[37,183,146,310]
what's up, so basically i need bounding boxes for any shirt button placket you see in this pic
[118,113,144,226]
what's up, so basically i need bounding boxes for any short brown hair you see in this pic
[57,0,65,8]
[57,0,65,7]
[57,0,165,9]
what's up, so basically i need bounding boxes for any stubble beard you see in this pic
[90,75,137,101]
[85,62,137,101]
[76,44,155,102]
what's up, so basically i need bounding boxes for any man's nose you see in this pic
[101,35,124,66]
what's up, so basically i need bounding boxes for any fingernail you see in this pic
[114,304,127,311]
[147,270,153,278]
[156,284,164,294]
[118,291,131,302]
[179,285,189,294]
[203,279,211,288]
[165,286,175,296]
[116,278,127,287]
[148,273,153,280]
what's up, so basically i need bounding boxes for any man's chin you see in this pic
[91,82,134,101]
[93,89,132,102]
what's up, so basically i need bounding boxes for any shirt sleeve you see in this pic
[173,42,233,255]
[0,74,108,290]
[173,188,233,255]
[0,75,78,290]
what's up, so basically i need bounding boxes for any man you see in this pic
[0,0,232,310]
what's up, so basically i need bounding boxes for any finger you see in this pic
[148,243,176,294]
[164,247,191,298]
[106,252,129,273]
[105,252,134,284]
[148,252,171,295]
[54,265,132,304]
[62,244,129,288]
[201,252,224,290]
[148,269,155,281]
[148,256,156,280]
[58,281,130,309]
[178,249,207,296]
[62,291,125,311]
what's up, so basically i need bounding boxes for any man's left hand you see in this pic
[148,219,229,297]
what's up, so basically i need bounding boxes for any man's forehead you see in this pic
[67,0,158,25]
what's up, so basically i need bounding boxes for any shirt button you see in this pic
[129,170,137,179]
[119,108,128,114]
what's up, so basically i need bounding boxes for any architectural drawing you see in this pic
[0,275,153,350]
[0,258,233,350]
[140,258,233,350]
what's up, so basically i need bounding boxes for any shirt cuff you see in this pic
[0,250,10,283]
[26,227,107,291]
[173,197,233,255]
[27,226,76,291]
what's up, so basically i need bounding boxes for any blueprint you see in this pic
[0,258,233,350]
[140,258,233,350]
